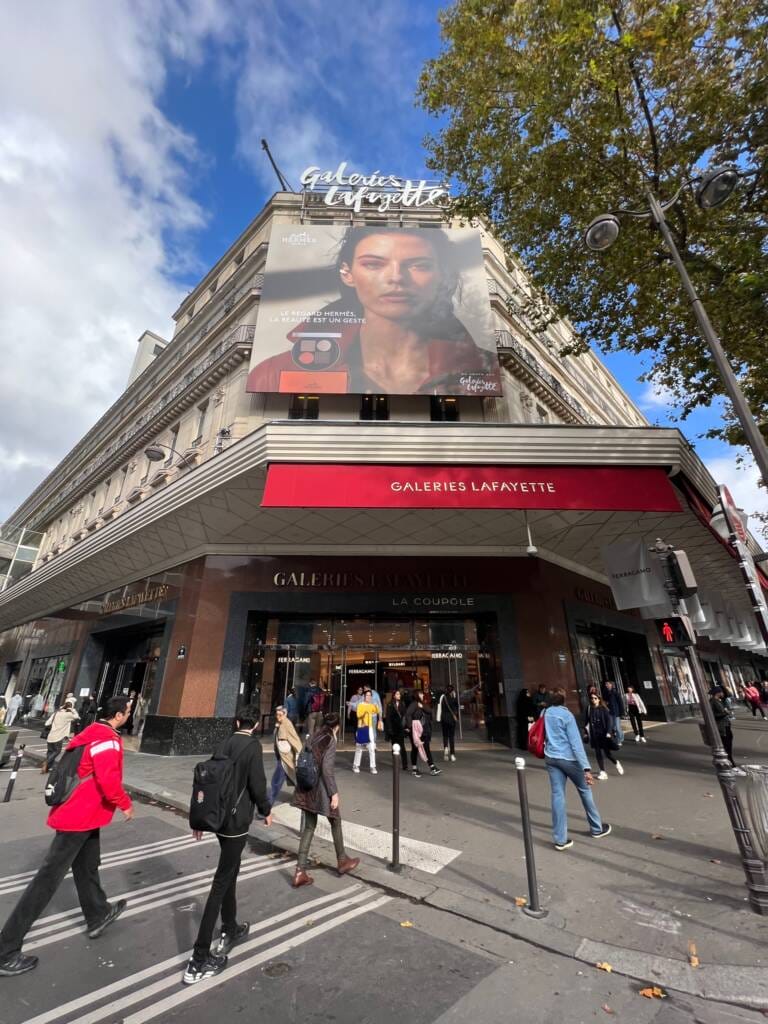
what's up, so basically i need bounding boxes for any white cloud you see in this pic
[0,1,238,522]
[705,448,767,525]
[638,380,677,411]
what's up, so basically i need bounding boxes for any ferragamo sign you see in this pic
[261,464,681,512]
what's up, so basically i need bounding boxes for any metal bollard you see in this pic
[514,756,547,918]
[389,743,401,873]
[3,745,26,803]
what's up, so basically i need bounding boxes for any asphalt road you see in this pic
[1,765,765,1023]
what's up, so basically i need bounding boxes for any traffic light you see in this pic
[655,616,696,647]
[665,549,698,600]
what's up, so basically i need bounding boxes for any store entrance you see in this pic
[239,614,502,741]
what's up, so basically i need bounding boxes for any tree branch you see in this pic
[610,6,662,188]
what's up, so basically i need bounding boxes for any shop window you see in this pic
[360,395,389,421]
[430,396,460,422]
[289,395,319,420]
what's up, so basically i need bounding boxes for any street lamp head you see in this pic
[695,165,740,209]
[144,444,167,462]
[584,213,621,252]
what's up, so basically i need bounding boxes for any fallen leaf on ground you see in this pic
[703,792,714,798]
[601,1005,615,1015]
[709,858,721,865]
[688,941,700,968]
[400,920,414,928]
[651,834,665,840]
[639,986,667,999]
[595,962,613,973]
[514,897,527,907]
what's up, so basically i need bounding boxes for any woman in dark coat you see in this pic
[585,694,624,780]
[515,688,534,749]
[291,713,360,888]
[385,689,409,771]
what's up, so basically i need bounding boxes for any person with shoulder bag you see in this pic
[625,686,648,742]
[385,689,409,772]
[269,704,303,805]
[585,694,624,780]
[437,686,459,762]
[0,697,133,977]
[184,704,272,986]
[41,698,80,774]
[291,713,359,888]
[352,689,383,775]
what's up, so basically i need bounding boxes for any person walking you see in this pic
[384,689,409,772]
[306,681,327,738]
[41,698,80,773]
[543,688,611,850]
[132,694,149,738]
[0,696,134,977]
[585,694,624,780]
[291,713,359,888]
[405,691,441,778]
[347,686,364,732]
[352,689,381,774]
[532,684,549,721]
[710,686,737,768]
[603,681,625,745]
[437,686,459,761]
[743,683,766,720]
[269,705,302,806]
[625,687,648,742]
[285,687,299,727]
[515,688,534,749]
[5,692,22,728]
[184,704,272,985]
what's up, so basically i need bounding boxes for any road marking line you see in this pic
[124,895,392,1024]
[20,885,363,1024]
[271,803,461,873]
[26,863,287,950]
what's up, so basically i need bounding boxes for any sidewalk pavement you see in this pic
[14,712,768,1008]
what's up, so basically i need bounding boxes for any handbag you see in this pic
[355,726,370,745]
[276,738,292,755]
[606,735,621,752]
[40,724,51,740]
[527,715,546,759]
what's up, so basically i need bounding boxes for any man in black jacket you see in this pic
[603,682,625,746]
[183,705,272,985]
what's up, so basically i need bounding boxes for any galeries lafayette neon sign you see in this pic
[300,163,449,213]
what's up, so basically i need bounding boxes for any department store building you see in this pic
[1,180,766,755]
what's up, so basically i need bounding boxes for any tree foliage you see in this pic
[418,0,768,448]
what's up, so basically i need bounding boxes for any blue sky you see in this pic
[0,0,760,524]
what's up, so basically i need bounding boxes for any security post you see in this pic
[652,538,768,915]
[3,744,25,803]
[514,756,547,918]
[389,743,402,873]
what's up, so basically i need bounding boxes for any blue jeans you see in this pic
[612,716,624,744]
[269,761,286,806]
[545,758,603,845]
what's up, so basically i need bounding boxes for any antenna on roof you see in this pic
[260,139,294,192]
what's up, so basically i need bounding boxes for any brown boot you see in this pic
[337,855,360,877]
[291,868,314,889]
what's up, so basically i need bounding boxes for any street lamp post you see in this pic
[652,539,768,915]
[585,168,768,485]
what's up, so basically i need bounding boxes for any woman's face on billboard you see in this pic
[339,233,442,322]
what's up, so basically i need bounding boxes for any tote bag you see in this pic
[527,716,546,759]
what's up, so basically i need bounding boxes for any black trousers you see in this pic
[720,725,735,765]
[193,835,247,962]
[594,744,618,771]
[0,829,109,957]
[441,720,456,755]
[627,708,645,737]
[411,740,434,768]
[749,703,766,719]
[45,740,63,770]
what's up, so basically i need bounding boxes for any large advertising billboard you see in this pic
[246,225,502,397]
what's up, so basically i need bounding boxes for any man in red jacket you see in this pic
[0,695,134,977]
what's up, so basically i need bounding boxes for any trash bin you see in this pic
[744,765,768,862]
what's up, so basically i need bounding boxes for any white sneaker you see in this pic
[640,737,647,744]
[450,755,456,762]
[370,768,378,774]
[597,771,608,780]
[615,761,624,776]
[635,735,640,742]
[352,767,360,774]
[443,747,449,759]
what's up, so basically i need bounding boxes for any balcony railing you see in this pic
[495,331,595,424]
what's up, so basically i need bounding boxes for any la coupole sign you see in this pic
[300,162,449,213]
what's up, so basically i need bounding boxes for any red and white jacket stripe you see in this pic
[47,722,132,832]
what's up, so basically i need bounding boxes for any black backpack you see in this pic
[45,746,89,806]
[189,742,251,833]
[295,738,319,792]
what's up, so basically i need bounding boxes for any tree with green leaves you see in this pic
[418,0,767,452]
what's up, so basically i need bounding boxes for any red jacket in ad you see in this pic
[47,722,132,832]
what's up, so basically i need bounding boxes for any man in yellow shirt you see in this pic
[353,689,381,775]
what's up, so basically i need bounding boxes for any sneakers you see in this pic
[182,954,228,985]
[370,768,378,775]
[411,769,422,778]
[443,747,449,759]
[554,839,573,851]
[214,923,249,957]
[596,770,608,780]
[87,899,127,939]
[615,761,624,776]
[430,766,442,776]
[450,754,457,762]
[591,824,612,839]
[635,735,640,743]
[0,952,38,977]
[640,737,647,744]
[352,766,360,774]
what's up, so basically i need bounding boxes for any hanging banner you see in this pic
[600,538,670,610]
